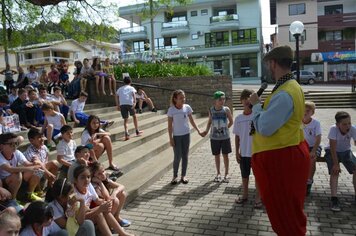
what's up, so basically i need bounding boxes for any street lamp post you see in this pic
[289,21,304,84]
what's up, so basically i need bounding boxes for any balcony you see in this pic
[318,40,356,52]
[120,26,147,41]
[161,20,190,37]
[210,14,239,31]
[318,12,356,30]
[20,56,74,66]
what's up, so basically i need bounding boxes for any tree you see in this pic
[0,0,118,65]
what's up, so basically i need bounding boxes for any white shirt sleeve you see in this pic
[327,126,337,140]
[186,104,193,115]
[315,120,322,136]
[16,150,27,165]
[70,100,78,112]
[88,183,98,201]
[81,130,91,145]
[56,141,66,156]
[232,117,240,136]
[167,107,173,117]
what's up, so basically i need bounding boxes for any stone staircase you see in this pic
[232,89,356,110]
[17,104,209,203]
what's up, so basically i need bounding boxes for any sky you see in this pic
[112,0,275,43]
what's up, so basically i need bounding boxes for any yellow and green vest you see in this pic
[252,79,305,154]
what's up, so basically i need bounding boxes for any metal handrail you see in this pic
[117,80,230,99]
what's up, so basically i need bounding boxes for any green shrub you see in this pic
[114,62,213,80]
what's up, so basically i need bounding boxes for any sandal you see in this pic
[222,175,230,183]
[181,177,189,184]
[235,197,248,204]
[106,165,120,171]
[254,201,263,209]
[171,178,178,185]
[214,175,222,182]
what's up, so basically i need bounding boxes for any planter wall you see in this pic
[87,75,233,116]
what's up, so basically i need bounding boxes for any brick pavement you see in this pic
[122,108,356,236]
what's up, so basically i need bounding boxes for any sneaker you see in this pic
[331,198,341,212]
[136,130,143,136]
[35,190,46,198]
[151,108,157,112]
[119,219,131,227]
[103,121,114,130]
[29,192,43,202]
[138,109,142,114]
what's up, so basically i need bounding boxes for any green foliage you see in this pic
[114,62,212,79]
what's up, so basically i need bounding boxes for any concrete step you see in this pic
[117,117,209,203]
[17,111,166,154]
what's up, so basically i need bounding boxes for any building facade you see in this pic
[119,0,263,81]
[272,0,356,82]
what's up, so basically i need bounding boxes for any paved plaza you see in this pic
[122,108,356,236]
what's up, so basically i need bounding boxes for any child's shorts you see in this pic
[308,146,322,157]
[325,149,356,175]
[210,138,232,155]
[120,105,135,119]
[240,156,253,178]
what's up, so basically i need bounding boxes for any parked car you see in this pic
[292,70,316,85]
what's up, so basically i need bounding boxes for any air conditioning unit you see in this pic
[197,31,203,36]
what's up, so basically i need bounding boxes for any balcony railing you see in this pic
[210,14,238,23]
[318,40,356,52]
[120,26,146,34]
[162,20,188,28]
[318,12,356,29]
[21,56,74,65]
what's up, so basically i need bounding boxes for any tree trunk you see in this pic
[149,0,155,62]
[1,0,9,65]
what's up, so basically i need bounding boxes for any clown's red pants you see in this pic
[252,141,310,236]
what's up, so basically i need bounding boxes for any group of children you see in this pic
[167,88,356,212]
[0,128,134,235]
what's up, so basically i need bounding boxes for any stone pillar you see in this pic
[323,61,328,82]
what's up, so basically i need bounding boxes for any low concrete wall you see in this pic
[87,75,233,116]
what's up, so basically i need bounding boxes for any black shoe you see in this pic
[306,183,312,196]
[138,109,142,114]
[331,197,341,212]
[109,170,124,179]
[151,108,157,112]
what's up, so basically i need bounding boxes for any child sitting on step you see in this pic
[41,102,66,148]
[90,161,130,227]
[45,178,96,236]
[81,115,118,172]
[23,128,59,188]
[57,125,77,179]
[72,165,134,236]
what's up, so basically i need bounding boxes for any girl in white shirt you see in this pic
[167,90,202,185]
[81,115,118,171]
[73,165,133,236]
[45,178,95,236]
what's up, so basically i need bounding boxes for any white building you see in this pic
[119,0,263,81]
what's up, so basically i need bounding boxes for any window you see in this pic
[155,37,177,49]
[325,5,343,15]
[325,31,343,41]
[205,31,229,47]
[191,11,197,17]
[201,9,208,15]
[232,28,258,45]
[166,12,187,22]
[133,41,145,52]
[191,34,198,40]
[289,30,306,42]
[289,3,305,15]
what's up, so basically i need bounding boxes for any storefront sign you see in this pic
[311,51,356,62]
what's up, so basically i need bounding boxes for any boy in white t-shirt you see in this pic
[70,91,113,129]
[56,125,77,179]
[0,133,43,201]
[302,101,322,196]
[115,75,142,141]
[232,89,261,208]
[324,111,356,212]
